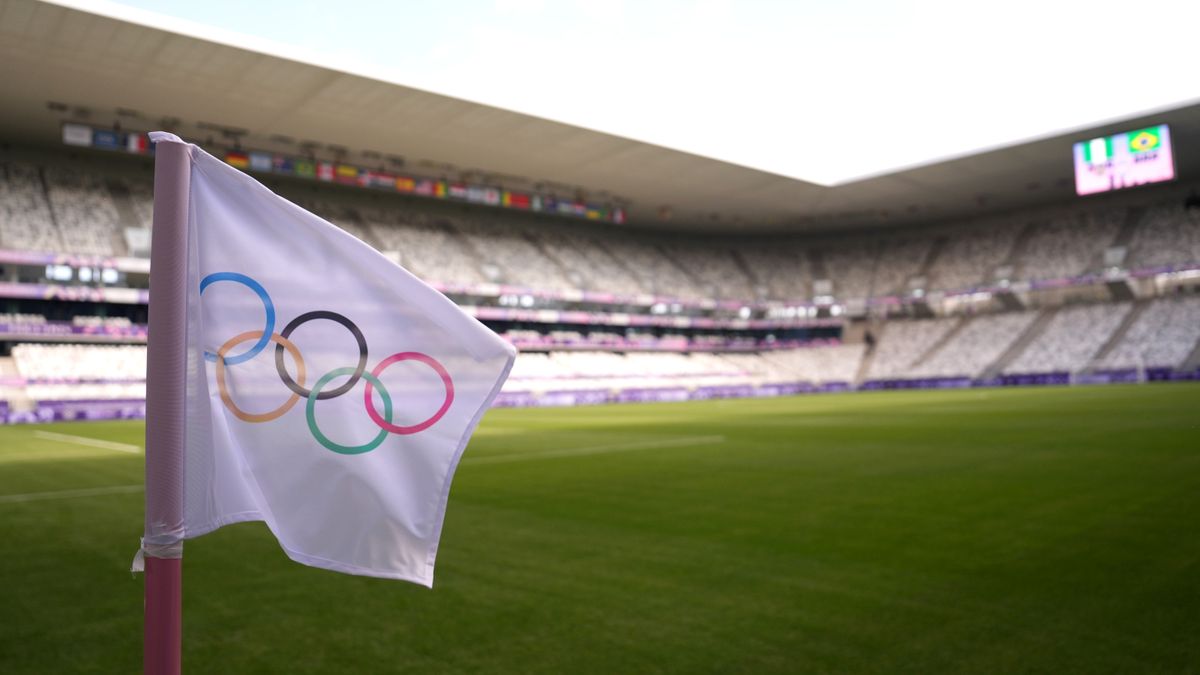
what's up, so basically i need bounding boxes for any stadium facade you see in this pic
[1,0,1199,423]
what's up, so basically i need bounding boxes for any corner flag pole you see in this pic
[143,136,191,675]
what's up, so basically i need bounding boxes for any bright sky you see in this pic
[80,0,1200,185]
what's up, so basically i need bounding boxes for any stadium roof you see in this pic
[2,0,1199,233]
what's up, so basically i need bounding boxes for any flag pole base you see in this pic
[144,556,181,675]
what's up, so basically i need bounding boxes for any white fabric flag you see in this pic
[141,133,515,586]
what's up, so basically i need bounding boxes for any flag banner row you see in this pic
[65,123,626,225]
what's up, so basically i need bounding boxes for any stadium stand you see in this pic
[72,315,134,328]
[1004,303,1132,375]
[532,227,645,296]
[869,236,930,297]
[736,241,810,300]
[820,243,874,300]
[1017,210,1121,280]
[359,209,489,285]
[910,312,1039,379]
[598,235,705,299]
[43,167,123,256]
[11,343,146,401]
[757,344,865,385]
[3,157,1200,302]
[865,318,959,380]
[1127,203,1200,269]
[450,216,576,290]
[3,148,1200,417]
[0,313,48,325]
[1098,295,1200,370]
[926,220,1018,290]
[659,240,758,300]
[0,162,63,252]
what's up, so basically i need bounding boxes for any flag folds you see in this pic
[141,133,515,586]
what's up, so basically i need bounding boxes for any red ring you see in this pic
[364,352,454,435]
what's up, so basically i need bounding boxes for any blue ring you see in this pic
[200,272,275,365]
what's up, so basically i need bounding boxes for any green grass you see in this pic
[1,384,1198,673]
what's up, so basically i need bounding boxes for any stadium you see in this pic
[1,1,1198,672]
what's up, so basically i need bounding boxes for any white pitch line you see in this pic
[0,484,143,504]
[466,434,727,465]
[32,430,142,454]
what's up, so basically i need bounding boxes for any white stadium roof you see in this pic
[1,0,1198,232]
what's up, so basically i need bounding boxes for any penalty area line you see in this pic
[32,430,142,454]
[466,434,727,465]
[0,484,144,504]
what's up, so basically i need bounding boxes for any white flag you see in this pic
[142,133,515,586]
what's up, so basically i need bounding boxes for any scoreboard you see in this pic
[1074,124,1174,196]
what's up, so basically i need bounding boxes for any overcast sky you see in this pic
[76,0,1200,184]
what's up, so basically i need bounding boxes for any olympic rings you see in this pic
[200,272,275,365]
[275,311,367,400]
[306,367,393,455]
[216,331,306,423]
[200,271,455,454]
[365,352,455,435]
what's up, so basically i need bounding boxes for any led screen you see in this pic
[1074,124,1174,195]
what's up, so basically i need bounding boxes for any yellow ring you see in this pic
[215,330,306,423]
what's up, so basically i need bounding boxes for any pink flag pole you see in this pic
[143,135,191,675]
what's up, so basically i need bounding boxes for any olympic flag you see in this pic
[138,133,515,672]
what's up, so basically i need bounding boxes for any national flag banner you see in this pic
[508,192,531,209]
[293,159,315,178]
[368,171,395,189]
[94,129,121,150]
[249,152,273,172]
[62,122,93,147]
[335,163,360,184]
[435,181,447,198]
[272,155,294,175]
[225,151,250,169]
[396,176,415,193]
[1127,127,1161,154]
[127,132,149,154]
[317,161,335,181]
[1081,137,1112,166]
[138,132,516,585]
[466,186,487,203]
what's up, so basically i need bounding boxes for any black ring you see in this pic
[275,310,368,400]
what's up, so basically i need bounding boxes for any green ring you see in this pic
[306,367,392,455]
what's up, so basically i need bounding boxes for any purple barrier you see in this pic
[1091,369,1141,384]
[539,389,612,407]
[997,372,1071,386]
[615,387,692,403]
[690,384,758,400]
[3,398,146,424]
[491,391,541,408]
[505,336,829,353]
[861,377,972,390]
[7,370,1196,422]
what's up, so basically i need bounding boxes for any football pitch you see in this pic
[1,384,1197,673]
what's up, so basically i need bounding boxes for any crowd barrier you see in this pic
[2,369,1196,423]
